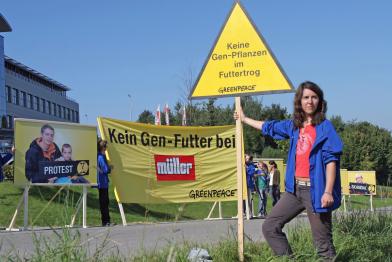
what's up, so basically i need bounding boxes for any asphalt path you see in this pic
[2,207,391,259]
[0,216,306,259]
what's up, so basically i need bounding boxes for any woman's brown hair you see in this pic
[293,81,327,128]
[97,138,107,152]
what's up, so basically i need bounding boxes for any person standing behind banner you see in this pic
[25,124,62,183]
[245,154,256,217]
[269,160,281,206]
[255,161,269,218]
[234,81,343,260]
[97,139,113,226]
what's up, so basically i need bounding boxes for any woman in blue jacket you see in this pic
[97,139,112,226]
[235,81,343,261]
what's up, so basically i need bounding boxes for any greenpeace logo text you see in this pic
[154,155,195,181]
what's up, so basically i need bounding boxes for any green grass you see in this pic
[0,181,238,228]
[1,181,392,228]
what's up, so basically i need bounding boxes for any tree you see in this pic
[330,115,345,133]
[240,96,264,156]
[340,121,392,184]
[137,110,154,124]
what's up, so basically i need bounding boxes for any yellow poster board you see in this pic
[347,171,376,195]
[14,118,97,186]
[190,2,294,99]
[97,117,238,203]
[340,169,349,195]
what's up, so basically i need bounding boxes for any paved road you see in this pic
[0,216,305,259]
[2,207,390,259]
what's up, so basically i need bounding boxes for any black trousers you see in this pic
[98,188,111,225]
[270,185,281,206]
[262,184,336,261]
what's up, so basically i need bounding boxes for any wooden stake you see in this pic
[235,97,244,262]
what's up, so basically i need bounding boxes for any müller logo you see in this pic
[154,155,195,181]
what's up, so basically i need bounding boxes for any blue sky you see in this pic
[1,1,391,130]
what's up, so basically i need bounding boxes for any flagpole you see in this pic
[127,94,132,121]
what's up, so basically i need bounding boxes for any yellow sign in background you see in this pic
[340,169,349,195]
[97,117,238,204]
[190,2,293,99]
[14,118,97,186]
[347,171,376,195]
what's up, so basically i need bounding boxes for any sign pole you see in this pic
[370,194,374,212]
[69,194,83,227]
[23,184,30,230]
[82,185,87,228]
[7,187,27,231]
[118,202,127,226]
[235,96,244,262]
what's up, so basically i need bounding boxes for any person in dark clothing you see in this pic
[25,124,62,183]
[97,139,113,226]
[268,160,281,206]
[244,154,256,217]
[0,147,14,182]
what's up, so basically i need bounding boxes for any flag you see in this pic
[154,105,161,125]
[164,103,170,126]
[181,104,187,126]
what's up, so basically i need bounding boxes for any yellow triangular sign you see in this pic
[190,2,294,99]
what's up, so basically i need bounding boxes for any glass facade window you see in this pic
[5,85,11,102]
[66,108,70,120]
[21,91,27,107]
[28,94,33,109]
[41,98,46,113]
[57,104,61,118]
[75,111,79,122]
[46,100,51,115]
[34,96,39,111]
[11,88,19,105]
[26,94,31,109]
[53,103,57,116]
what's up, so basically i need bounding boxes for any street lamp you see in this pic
[127,94,132,121]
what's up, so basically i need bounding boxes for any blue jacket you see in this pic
[246,162,256,190]
[262,119,343,213]
[97,153,110,189]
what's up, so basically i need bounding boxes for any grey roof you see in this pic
[0,14,12,32]
[5,56,71,91]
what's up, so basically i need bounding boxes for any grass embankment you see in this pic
[2,212,391,261]
[1,181,392,228]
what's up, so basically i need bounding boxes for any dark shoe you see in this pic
[102,222,115,227]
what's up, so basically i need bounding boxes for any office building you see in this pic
[0,14,79,149]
